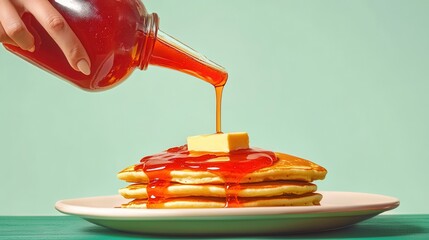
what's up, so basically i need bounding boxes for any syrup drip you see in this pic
[135,145,277,208]
[215,86,224,133]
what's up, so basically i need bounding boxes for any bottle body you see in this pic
[4,0,228,91]
[4,0,157,91]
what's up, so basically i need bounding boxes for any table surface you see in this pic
[1,214,428,240]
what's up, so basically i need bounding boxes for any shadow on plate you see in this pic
[82,215,427,239]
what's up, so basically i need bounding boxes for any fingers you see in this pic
[0,23,17,46]
[0,0,34,51]
[25,0,91,75]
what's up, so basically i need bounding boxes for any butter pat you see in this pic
[187,132,249,152]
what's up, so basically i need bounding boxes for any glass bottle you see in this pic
[3,0,228,91]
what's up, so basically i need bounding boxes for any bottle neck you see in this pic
[150,31,228,87]
[137,14,228,87]
[137,13,159,70]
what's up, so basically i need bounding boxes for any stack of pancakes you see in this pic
[117,152,327,208]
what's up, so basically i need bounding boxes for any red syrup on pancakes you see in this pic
[134,145,277,208]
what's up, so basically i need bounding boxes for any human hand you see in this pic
[0,0,91,75]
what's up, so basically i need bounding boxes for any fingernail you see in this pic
[28,46,35,52]
[77,59,91,75]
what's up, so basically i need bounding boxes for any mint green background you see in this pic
[0,0,428,215]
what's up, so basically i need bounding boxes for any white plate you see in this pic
[55,191,399,235]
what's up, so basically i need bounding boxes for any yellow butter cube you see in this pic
[187,132,249,152]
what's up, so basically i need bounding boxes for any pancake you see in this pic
[117,152,327,184]
[117,148,327,209]
[119,181,317,199]
[122,193,323,208]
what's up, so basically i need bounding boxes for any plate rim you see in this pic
[55,191,400,220]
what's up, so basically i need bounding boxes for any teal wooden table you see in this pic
[0,215,428,239]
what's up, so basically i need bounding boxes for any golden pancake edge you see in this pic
[118,152,327,184]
